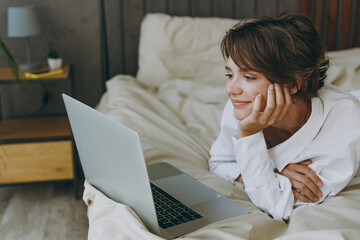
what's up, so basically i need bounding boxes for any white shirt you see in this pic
[209,84,360,220]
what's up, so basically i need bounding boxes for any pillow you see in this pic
[136,13,360,93]
[136,13,239,89]
[325,48,360,92]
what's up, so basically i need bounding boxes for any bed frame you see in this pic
[99,0,359,93]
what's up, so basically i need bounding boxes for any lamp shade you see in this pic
[8,5,42,37]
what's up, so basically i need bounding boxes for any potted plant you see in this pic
[47,48,62,71]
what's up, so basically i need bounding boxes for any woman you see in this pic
[209,13,360,220]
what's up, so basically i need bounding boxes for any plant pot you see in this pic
[47,58,62,71]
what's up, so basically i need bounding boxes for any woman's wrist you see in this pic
[238,129,259,138]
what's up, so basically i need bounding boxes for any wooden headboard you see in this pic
[300,0,359,50]
[99,0,359,92]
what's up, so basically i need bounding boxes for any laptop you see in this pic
[63,94,249,239]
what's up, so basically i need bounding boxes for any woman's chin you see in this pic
[234,111,250,121]
[235,116,246,121]
[233,104,252,121]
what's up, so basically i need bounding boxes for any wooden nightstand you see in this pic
[0,65,80,198]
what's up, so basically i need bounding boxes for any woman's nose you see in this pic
[227,78,243,95]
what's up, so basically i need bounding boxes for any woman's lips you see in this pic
[231,99,251,108]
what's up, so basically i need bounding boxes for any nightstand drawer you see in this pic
[0,140,74,184]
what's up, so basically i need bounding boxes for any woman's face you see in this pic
[226,57,272,121]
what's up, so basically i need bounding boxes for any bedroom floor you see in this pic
[0,180,88,240]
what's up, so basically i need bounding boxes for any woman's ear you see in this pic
[290,75,302,95]
[290,86,298,95]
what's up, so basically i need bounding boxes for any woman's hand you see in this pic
[238,83,292,138]
[280,160,323,203]
[236,160,323,203]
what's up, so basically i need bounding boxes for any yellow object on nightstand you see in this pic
[24,68,64,79]
[0,65,71,82]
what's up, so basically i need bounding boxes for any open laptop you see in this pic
[63,94,249,239]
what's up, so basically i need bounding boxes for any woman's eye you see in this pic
[225,73,233,79]
[244,75,255,80]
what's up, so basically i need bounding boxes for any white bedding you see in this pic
[85,74,360,239]
[83,13,360,239]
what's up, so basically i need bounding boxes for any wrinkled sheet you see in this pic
[83,48,360,238]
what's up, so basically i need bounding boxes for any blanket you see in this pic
[83,63,360,239]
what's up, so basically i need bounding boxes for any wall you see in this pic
[0,0,300,118]
[0,0,103,118]
[104,0,300,80]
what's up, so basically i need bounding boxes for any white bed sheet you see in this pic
[84,62,360,239]
[84,13,360,239]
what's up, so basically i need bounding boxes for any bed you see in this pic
[83,1,360,239]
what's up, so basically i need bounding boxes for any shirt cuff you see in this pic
[210,161,241,182]
[233,131,275,185]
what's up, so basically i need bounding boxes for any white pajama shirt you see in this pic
[209,84,360,220]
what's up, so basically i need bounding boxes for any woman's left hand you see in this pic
[280,160,323,203]
[238,83,292,138]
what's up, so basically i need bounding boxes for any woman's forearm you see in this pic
[233,131,294,220]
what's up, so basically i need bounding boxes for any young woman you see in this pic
[209,13,360,220]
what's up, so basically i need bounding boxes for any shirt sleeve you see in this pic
[294,131,360,209]
[233,131,294,220]
[293,97,360,209]
[209,100,241,182]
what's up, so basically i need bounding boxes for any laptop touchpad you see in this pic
[154,174,221,206]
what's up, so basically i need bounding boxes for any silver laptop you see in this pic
[63,94,249,239]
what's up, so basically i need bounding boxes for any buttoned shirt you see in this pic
[209,84,360,220]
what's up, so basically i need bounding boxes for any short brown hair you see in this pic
[221,13,329,101]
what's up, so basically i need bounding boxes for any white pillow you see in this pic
[326,48,360,92]
[136,13,360,93]
[136,13,239,89]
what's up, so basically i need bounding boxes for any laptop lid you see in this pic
[62,94,160,235]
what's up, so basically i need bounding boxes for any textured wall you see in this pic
[0,0,102,118]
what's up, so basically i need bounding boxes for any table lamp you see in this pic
[7,5,42,71]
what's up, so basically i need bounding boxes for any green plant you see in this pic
[48,48,60,59]
[0,37,19,82]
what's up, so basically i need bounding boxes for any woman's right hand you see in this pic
[280,160,323,203]
[237,83,292,138]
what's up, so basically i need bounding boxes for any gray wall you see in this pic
[0,0,103,118]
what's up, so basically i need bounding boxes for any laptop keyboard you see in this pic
[150,182,203,229]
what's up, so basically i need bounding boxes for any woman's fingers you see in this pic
[266,84,284,124]
[277,85,292,121]
[262,84,292,125]
[262,84,276,119]
[282,167,318,202]
[299,160,312,166]
[251,93,262,119]
[281,163,323,202]
[290,176,319,202]
[240,83,293,135]
[292,188,312,203]
[293,164,323,188]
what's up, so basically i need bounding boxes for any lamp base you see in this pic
[20,63,41,71]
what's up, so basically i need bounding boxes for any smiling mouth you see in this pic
[231,100,251,108]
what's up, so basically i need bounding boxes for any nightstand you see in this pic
[0,65,80,198]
